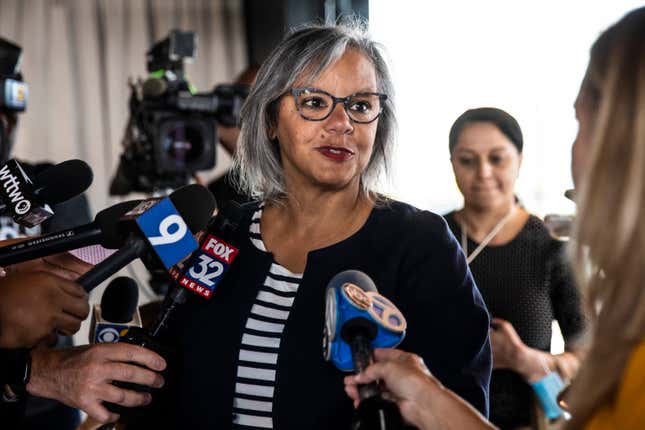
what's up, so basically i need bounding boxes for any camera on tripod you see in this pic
[110,29,249,195]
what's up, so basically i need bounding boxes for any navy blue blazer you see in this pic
[145,200,492,429]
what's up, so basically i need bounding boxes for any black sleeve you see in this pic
[395,212,492,417]
[548,243,586,347]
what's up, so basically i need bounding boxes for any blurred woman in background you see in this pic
[443,107,585,429]
[565,5,645,429]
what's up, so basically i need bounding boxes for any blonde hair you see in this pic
[566,7,645,428]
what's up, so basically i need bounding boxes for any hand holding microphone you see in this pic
[26,186,215,425]
[323,270,407,430]
[333,273,496,430]
[344,349,497,430]
[27,342,166,425]
[26,277,165,426]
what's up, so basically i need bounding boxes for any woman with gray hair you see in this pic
[143,21,491,430]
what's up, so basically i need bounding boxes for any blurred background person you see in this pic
[565,5,645,429]
[206,64,259,205]
[443,107,585,429]
[0,36,93,430]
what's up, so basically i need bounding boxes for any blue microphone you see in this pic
[77,184,215,292]
[323,270,406,430]
[323,270,406,371]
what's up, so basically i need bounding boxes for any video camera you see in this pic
[0,38,28,163]
[110,29,249,195]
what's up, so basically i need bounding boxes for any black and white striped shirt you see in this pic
[232,206,303,429]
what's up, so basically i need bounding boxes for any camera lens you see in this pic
[161,120,205,169]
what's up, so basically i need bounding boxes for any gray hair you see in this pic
[233,19,397,203]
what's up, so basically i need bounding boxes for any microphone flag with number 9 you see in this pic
[133,197,198,268]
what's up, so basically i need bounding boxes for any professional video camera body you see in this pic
[0,37,28,163]
[110,29,249,195]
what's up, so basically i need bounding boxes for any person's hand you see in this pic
[0,271,90,348]
[7,251,93,280]
[28,343,167,425]
[489,317,527,371]
[344,349,497,430]
[344,348,438,429]
[491,317,560,383]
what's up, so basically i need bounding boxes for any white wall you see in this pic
[370,0,644,217]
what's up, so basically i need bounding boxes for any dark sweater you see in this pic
[444,212,585,429]
[145,200,492,429]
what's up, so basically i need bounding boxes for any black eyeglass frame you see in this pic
[289,87,388,124]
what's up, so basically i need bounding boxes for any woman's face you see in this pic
[451,122,522,211]
[271,49,379,193]
[572,90,594,189]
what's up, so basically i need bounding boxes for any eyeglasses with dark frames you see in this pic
[289,87,387,124]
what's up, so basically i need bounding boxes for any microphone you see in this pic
[323,270,407,430]
[152,200,243,337]
[97,200,235,422]
[97,201,240,421]
[0,158,93,227]
[77,184,215,293]
[90,277,141,344]
[90,277,158,423]
[0,199,142,267]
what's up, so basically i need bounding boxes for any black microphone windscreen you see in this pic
[327,270,377,293]
[35,159,93,205]
[101,276,139,323]
[95,200,143,248]
[169,184,216,233]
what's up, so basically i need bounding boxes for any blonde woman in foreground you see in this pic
[345,6,645,430]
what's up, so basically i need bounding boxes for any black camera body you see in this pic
[110,30,248,195]
[0,38,28,164]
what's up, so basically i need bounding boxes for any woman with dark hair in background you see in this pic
[137,19,492,430]
[443,108,585,429]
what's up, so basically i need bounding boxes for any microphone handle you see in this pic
[349,334,381,401]
[349,334,404,430]
[150,287,188,338]
[78,238,146,292]
[0,223,102,266]
[104,327,171,418]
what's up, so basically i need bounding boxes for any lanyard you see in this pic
[460,208,514,264]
